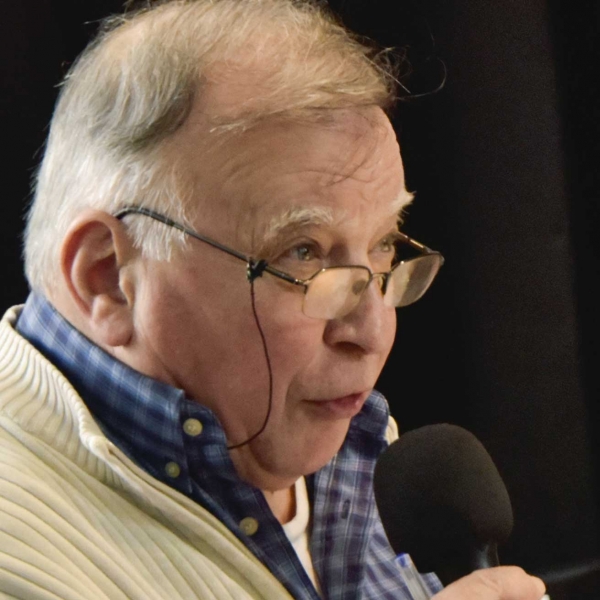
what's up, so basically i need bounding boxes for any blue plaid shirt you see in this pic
[17,293,441,600]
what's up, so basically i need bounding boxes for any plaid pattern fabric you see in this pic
[17,293,442,600]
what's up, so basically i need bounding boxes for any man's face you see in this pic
[129,107,411,490]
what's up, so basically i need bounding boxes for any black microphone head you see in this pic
[374,424,513,579]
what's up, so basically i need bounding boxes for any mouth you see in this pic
[307,390,370,419]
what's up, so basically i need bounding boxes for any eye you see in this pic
[376,233,400,254]
[371,232,400,271]
[276,240,322,263]
[378,236,396,253]
[293,243,318,262]
[271,240,325,275]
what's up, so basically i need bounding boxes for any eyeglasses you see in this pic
[114,206,444,320]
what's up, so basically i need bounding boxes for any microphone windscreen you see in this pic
[374,423,513,574]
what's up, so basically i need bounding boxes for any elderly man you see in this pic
[0,1,545,599]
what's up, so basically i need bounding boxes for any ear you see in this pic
[60,209,138,348]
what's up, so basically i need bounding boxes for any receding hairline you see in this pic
[98,0,397,133]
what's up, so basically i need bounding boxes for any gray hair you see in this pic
[24,0,398,293]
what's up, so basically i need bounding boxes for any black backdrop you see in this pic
[2,1,599,598]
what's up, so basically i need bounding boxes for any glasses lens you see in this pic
[386,254,443,307]
[303,267,371,319]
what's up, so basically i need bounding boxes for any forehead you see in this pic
[174,107,409,246]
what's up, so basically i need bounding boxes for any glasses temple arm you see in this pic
[396,231,436,254]
[115,206,253,264]
[114,206,310,287]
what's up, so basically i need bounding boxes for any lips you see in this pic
[307,390,369,419]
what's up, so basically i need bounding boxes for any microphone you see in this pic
[373,423,514,587]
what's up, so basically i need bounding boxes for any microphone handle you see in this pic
[434,542,500,587]
[434,546,551,599]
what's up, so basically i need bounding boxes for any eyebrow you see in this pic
[252,206,334,256]
[253,190,415,255]
[265,206,335,237]
[393,190,415,215]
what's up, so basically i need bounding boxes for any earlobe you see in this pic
[60,210,136,348]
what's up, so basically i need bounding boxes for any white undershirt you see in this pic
[281,477,321,594]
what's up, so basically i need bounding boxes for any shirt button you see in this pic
[165,462,181,478]
[239,517,259,536]
[183,418,204,437]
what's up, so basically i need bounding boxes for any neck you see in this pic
[262,483,297,524]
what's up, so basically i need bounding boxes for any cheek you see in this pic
[137,264,258,373]
[253,297,327,381]
[253,279,311,338]
[261,310,324,371]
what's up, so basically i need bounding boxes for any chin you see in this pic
[294,422,351,476]
[243,420,351,490]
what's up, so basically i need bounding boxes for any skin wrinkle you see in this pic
[225,114,408,255]
[164,110,403,255]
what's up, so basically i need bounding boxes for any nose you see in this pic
[323,279,396,355]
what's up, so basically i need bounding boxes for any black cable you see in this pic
[226,278,274,450]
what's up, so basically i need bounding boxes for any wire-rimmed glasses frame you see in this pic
[114,206,444,319]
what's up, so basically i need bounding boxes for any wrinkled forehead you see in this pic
[171,106,408,248]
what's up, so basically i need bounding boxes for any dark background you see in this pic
[1,1,599,598]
